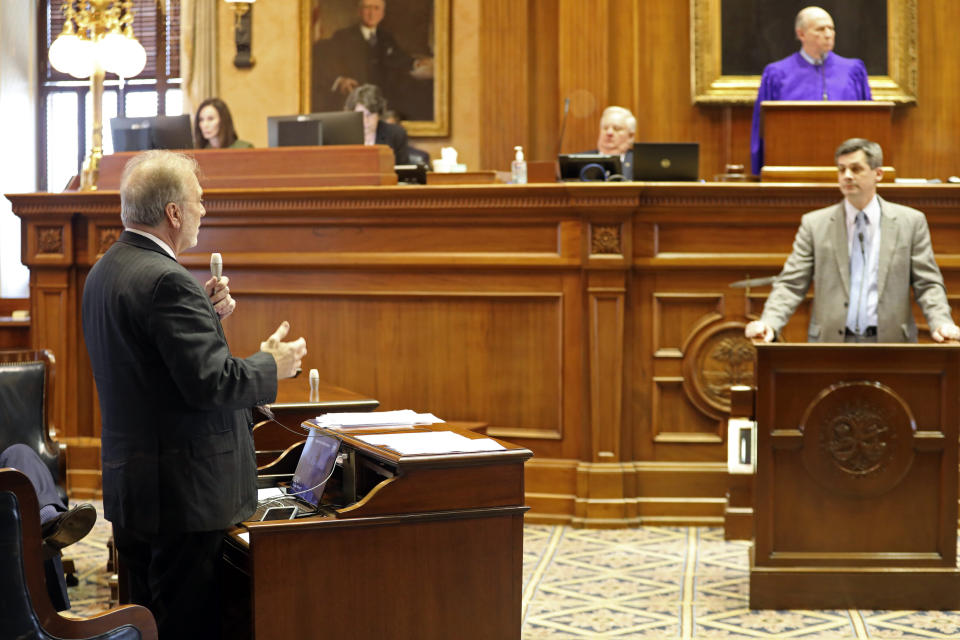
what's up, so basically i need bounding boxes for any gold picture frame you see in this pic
[299,0,449,136]
[690,0,917,105]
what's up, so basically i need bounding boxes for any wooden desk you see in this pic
[221,423,532,640]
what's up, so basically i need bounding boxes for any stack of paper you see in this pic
[356,431,506,455]
[315,409,444,430]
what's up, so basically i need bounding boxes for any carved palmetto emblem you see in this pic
[701,336,755,404]
[824,405,891,475]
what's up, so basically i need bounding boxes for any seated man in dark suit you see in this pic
[81,150,308,639]
[345,83,410,165]
[0,444,96,610]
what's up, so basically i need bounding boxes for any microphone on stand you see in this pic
[555,97,571,180]
[210,252,223,282]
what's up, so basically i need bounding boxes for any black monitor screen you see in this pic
[267,111,363,148]
[557,153,624,182]
[110,115,193,152]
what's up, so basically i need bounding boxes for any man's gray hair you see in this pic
[835,138,883,169]
[601,106,637,134]
[120,150,200,227]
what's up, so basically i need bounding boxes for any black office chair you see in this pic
[0,467,158,640]
[0,350,66,505]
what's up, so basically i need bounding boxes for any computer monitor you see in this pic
[557,153,624,181]
[110,115,193,152]
[267,111,363,147]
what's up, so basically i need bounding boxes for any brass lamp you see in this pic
[47,1,147,190]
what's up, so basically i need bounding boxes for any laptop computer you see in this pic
[253,429,341,520]
[632,143,699,181]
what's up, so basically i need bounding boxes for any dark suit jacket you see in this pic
[377,120,409,165]
[82,232,277,535]
[313,25,413,110]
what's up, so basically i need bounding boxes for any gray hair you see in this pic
[834,138,883,169]
[120,150,200,227]
[345,84,387,116]
[601,106,637,134]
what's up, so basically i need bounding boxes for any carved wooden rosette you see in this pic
[97,227,123,256]
[590,223,621,255]
[682,321,756,419]
[799,380,916,498]
[36,226,64,255]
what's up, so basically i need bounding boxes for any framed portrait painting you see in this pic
[300,0,449,136]
[691,0,917,105]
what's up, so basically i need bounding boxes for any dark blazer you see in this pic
[81,232,277,535]
[313,25,413,110]
[759,196,953,342]
[377,120,409,165]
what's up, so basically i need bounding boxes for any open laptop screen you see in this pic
[632,143,699,181]
[290,430,341,508]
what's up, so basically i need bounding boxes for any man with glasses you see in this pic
[82,150,307,638]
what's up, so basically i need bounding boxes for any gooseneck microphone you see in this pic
[210,252,222,281]
[554,98,571,180]
[556,97,571,157]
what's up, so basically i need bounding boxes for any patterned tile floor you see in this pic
[62,504,960,638]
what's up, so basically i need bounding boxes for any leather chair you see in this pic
[0,467,157,640]
[0,350,66,505]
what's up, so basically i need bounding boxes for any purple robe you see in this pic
[750,52,871,175]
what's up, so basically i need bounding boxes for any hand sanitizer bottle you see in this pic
[511,145,527,184]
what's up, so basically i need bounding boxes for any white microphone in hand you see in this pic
[210,252,222,282]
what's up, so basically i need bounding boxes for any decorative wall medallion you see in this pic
[682,321,755,418]
[799,381,915,498]
[591,224,621,255]
[98,227,122,254]
[37,227,63,254]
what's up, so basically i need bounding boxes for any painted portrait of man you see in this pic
[309,0,436,122]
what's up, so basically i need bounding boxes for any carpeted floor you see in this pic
[62,502,960,638]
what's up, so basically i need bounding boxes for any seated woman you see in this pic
[344,84,409,165]
[194,98,253,149]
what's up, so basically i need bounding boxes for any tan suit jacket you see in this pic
[759,196,953,343]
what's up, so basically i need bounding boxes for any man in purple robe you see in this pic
[750,6,871,175]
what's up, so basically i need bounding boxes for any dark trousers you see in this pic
[113,525,225,640]
[0,443,64,511]
[0,444,70,611]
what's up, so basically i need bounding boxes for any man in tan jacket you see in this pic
[746,138,959,343]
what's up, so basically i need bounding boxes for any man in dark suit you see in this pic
[81,150,307,638]
[745,138,959,343]
[313,0,434,118]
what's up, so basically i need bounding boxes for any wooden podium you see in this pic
[221,423,532,640]
[760,101,895,182]
[749,343,960,609]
